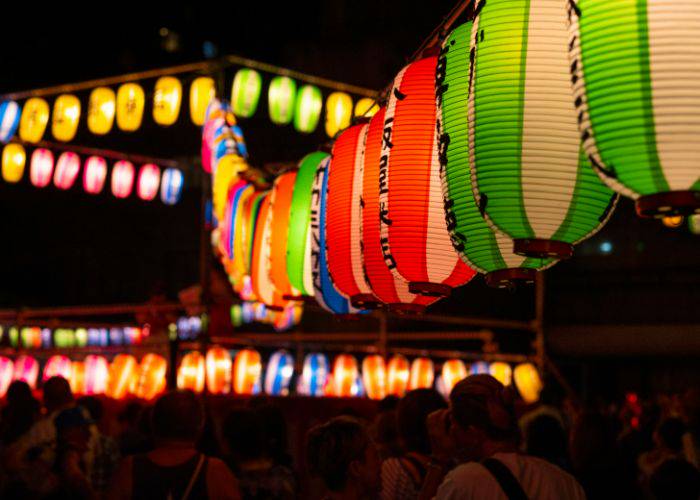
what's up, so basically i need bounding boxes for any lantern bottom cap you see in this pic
[409,282,451,297]
[350,293,381,309]
[387,303,426,315]
[484,268,537,289]
[513,239,573,260]
[335,314,361,322]
[636,191,700,218]
[282,294,305,302]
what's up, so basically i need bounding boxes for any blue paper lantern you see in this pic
[299,353,329,396]
[160,168,184,205]
[0,101,21,143]
[264,350,295,396]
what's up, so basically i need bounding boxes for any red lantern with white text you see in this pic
[30,148,54,188]
[137,163,161,201]
[54,152,80,190]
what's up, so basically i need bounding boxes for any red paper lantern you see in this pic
[83,156,107,194]
[331,354,359,397]
[206,346,232,395]
[111,160,135,198]
[13,355,39,389]
[177,351,205,393]
[137,163,161,201]
[409,357,434,390]
[30,148,54,188]
[361,355,386,400]
[233,348,261,395]
[83,355,109,395]
[43,355,72,382]
[53,152,80,190]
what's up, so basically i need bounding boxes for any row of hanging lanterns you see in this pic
[230,302,303,332]
[0,324,148,349]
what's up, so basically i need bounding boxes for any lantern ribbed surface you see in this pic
[232,69,262,118]
[467,0,617,260]
[568,0,700,217]
[269,170,301,300]
[326,124,379,308]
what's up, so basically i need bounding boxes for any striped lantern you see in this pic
[438,21,558,288]
[514,362,542,404]
[153,76,182,126]
[233,348,262,395]
[51,94,81,142]
[30,148,54,187]
[264,350,295,396]
[2,143,26,183]
[489,362,512,387]
[221,182,253,282]
[470,361,490,375]
[105,354,138,399]
[467,2,617,260]
[83,156,108,194]
[354,98,379,119]
[116,83,145,132]
[362,355,387,401]
[19,97,50,143]
[408,357,434,390]
[87,328,109,347]
[13,355,39,389]
[241,192,267,297]
[568,0,700,217]
[294,85,323,133]
[269,170,302,300]
[386,354,410,397]
[87,87,116,135]
[331,354,359,397]
[161,168,184,205]
[231,69,262,118]
[324,92,353,138]
[206,347,232,394]
[230,188,258,294]
[251,193,289,310]
[287,152,328,297]
[43,355,72,382]
[177,351,206,393]
[132,354,168,400]
[326,124,379,308]
[83,355,109,395]
[441,359,467,395]
[112,160,135,198]
[299,353,329,396]
[268,76,296,125]
[0,100,21,142]
[54,152,80,190]
[137,163,161,201]
[190,77,216,126]
[0,357,13,397]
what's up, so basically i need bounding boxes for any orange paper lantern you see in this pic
[205,346,232,395]
[233,349,262,395]
[70,361,86,394]
[132,354,168,400]
[105,354,138,400]
[361,355,386,400]
[331,354,359,397]
[177,351,206,393]
[408,357,434,390]
[386,354,410,397]
[268,170,301,300]
[441,359,467,396]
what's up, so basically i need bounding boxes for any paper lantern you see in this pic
[268,76,296,125]
[662,215,684,229]
[269,170,301,300]
[331,354,359,397]
[29,148,54,188]
[231,69,262,118]
[19,97,49,143]
[205,346,232,394]
[53,152,80,190]
[13,355,39,389]
[177,351,206,393]
[514,363,542,404]
[0,100,21,142]
[241,193,267,289]
[0,357,13,397]
[298,353,329,396]
[325,92,353,138]
[83,156,108,194]
[43,355,72,382]
[220,181,247,262]
[470,361,490,375]
[70,361,86,394]
[87,328,109,347]
[221,182,254,286]
[354,98,378,118]
[161,168,184,205]
[105,354,138,399]
[87,87,116,135]
[41,328,52,348]
[689,215,700,235]
[294,85,322,133]
[54,328,76,348]
[264,350,295,396]
[489,362,512,387]
[83,355,109,395]
[568,0,700,217]
[386,354,410,397]
[132,354,168,400]
[116,83,145,132]
[51,94,81,142]
[8,327,19,347]
[2,143,26,183]
[272,304,303,332]
[111,160,135,198]
[233,348,262,395]
[408,357,434,390]
[362,355,386,401]
[326,124,378,308]
[190,77,216,126]
[153,76,182,126]
[136,163,160,201]
[230,186,257,287]
[442,359,467,396]
[20,327,41,348]
[213,156,246,221]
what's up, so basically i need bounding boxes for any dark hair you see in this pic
[43,376,73,412]
[525,414,568,468]
[306,416,370,492]
[378,395,400,413]
[397,389,447,454]
[6,380,33,405]
[650,459,700,500]
[77,395,103,422]
[151,390,203,441]
[657,418,686,452]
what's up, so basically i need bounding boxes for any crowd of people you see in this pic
[0,373,699,499]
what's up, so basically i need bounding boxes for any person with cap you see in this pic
[419,374,585,500]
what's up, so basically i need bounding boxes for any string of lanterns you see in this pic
[0,324,149,349]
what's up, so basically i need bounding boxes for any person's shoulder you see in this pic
[516,455,585,496]
[445,462,492,482]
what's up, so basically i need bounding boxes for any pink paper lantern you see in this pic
[137,163,160,201]
[53,152,80,190]
[84,355,109,394]
[30,148,54,188]
[43,355,72,382]
[0,357,13,397]
[13,355,39,389]
[83,156,108,194]
[111,160,135,198]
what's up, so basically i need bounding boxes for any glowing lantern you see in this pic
[137,163,160,201]
[273,304,303,332]
[53,152,80,190]
[470,361,490,375]
[0,100,21,142]
[2,143,26,182]
[13,355,39,389]
[87,87,115,135]
[111,160,135,198]
[689,215,700,235]
[268,76,296,125]
[294,85,322,133]
[205,347,232,394]
[409,357,434,390]
[54,328,76,348]
[233,349,262,395]
[354,98,378,118]
[489,362,512,387]
[514,363,542,404]
[29,148,54,188]
[132,354,168,400]
[331,354,359,397]
[0,357,13,397]
[87,328,109,347]
[325,92,353,138]
[51,94,81,142]
[662,215,684,229]
[153,76,182,126]
[161,168,184,205]
[442,359,468,395]
[220,182,253,281]
[70,362,86,394]
[19,97,49,143]
[83,156,107,194]
[264,350,295,396]
[213,156,246,221]
[326,124,378,308]
[362,355,386,401]
[386,354,410,397]
[177,351,206,393]
[269,170,301,300]
[75,328,88,347]
[298,353,329,396]
[241,193,267,292]
[190,77,216,126]
[230,186,257,288]
[41,328,52,348]
[105,354,138,399]
[83,355,109,395]
[43,355,72,382]
[231,69,262,118]
[20,327,41,348]
[116,83,145,132]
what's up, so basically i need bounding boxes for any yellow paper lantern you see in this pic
[153,76,182,126]
[2,143,26,183]
[361,355,386,401]
[442,359,468,395]
[132,353,168,400]
[190,77,216,126]
[354,97,379,118]
[324,92,353,138]
[52,94,81,142]
[513,363,543,404]
[105,354,138,400]
[409,357,435,390]
[662,215,684,228]
[489,362,513,387]
[116,83,145,132]
[70,361,86,394]
[87,87,116,135]
[177,351,206,393]
[205,346,232,395]
[19,97,50,143]
[212,155,246,221]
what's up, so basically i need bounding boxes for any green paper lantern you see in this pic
[54,328,76,348]
[294,85,322,133]
[75,328,88,347]
[231,69,262,118]
[268,76,297,125]
[231,304,243,327]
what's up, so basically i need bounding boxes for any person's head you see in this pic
[151,390,203,444]
[655,418,686,453]
[77,395,103,423]
[55,406,92,454]
[398,388,447,455]
[223,407,267,463]
[43,376,74,413]
[524,414,568,467]
[307,416,380,497]
[649,459,700,500]
[6,380,33,405]
[448,375,518,461]
[377,395,400,413]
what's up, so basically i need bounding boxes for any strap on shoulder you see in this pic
[480,457,529,500]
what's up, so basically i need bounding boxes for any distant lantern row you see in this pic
[0,144,183,204]
[0,324,149,349]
